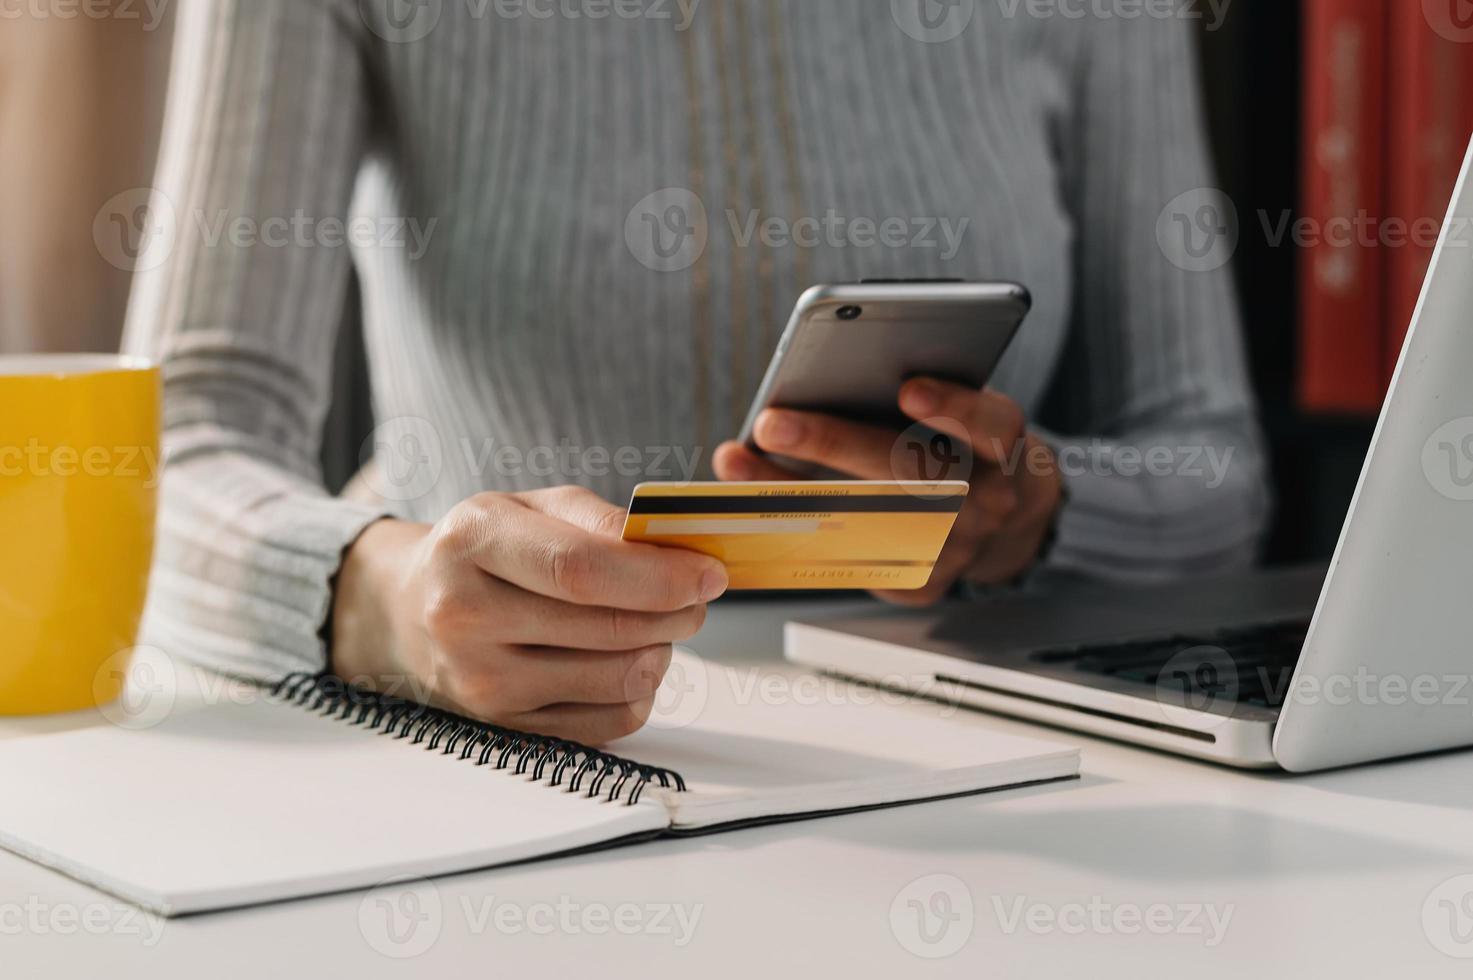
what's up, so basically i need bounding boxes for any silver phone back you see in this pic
[737,282,1031,452]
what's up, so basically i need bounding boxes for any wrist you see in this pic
[1031,434,1065,528]
[1016,435,1065,571]
[330,518,432,689]
[964,433,1064,587]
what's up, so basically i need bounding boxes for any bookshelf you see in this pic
[1198,4,1376,563]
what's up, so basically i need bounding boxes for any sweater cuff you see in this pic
[1034,428,1267,582]
[141,472,391,682]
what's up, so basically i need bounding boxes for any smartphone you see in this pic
[737,280,1031,466]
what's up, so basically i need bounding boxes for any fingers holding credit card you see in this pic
[622,482,968,591]
[711,379,1064,603]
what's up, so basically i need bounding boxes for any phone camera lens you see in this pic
[836,305,863,321]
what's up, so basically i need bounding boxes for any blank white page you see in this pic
[0,696,669,915]
[611,652,1079,829]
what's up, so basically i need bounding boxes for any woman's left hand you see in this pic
[713,378,1064,605]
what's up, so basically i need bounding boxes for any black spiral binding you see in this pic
[268,673,686,805]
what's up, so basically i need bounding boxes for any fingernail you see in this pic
[699,566,729,602]
[761,411,803,449]
[903,382,940,417]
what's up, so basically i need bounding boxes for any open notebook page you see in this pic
[0,696,669,915]
[613,651,1079,830]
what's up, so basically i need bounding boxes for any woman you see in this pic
[125,0,1268,743]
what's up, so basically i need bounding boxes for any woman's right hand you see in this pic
[330,486,728,744]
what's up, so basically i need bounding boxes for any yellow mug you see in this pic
[0,355,160,715]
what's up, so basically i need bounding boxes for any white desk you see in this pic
[5,598,1473,979]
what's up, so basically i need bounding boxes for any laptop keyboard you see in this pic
[1026,620,1311,709]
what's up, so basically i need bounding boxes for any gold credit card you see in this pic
[621,481,969,590]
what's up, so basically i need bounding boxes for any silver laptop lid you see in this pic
[1276,135,1473,770]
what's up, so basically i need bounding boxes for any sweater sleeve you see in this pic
[1039,13,1272,582]
[122,0,389,680]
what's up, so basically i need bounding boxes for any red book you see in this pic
[1297,0,1390,415]
[1382,6,1473,381]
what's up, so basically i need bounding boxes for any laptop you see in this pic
[786,137,1473,773]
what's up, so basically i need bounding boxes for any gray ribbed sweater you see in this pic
[123,0,1269,679]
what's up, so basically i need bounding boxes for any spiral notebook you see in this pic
[0,651,1078,916]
